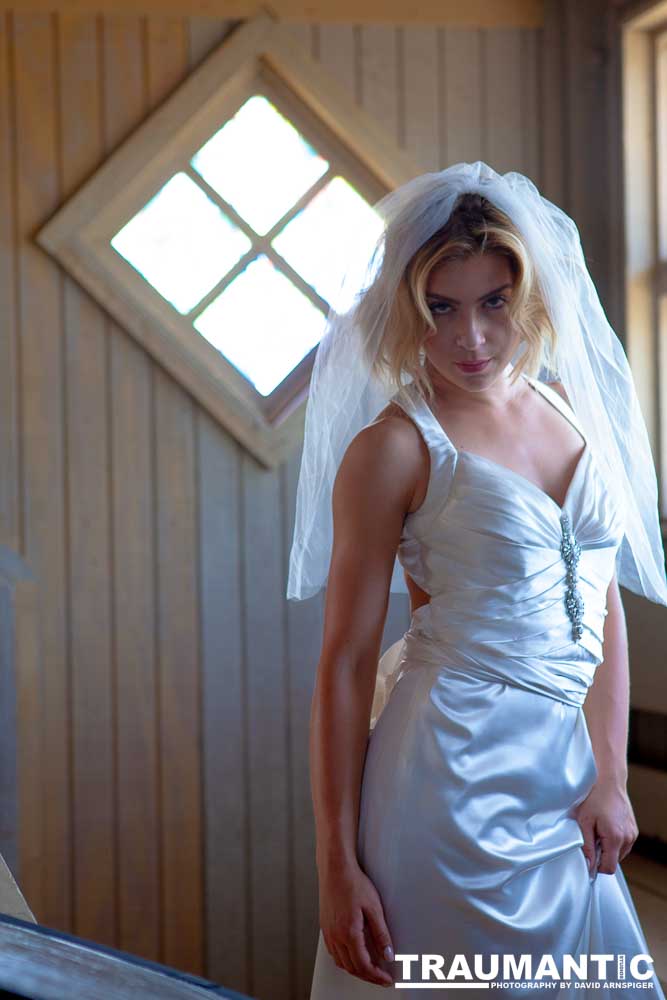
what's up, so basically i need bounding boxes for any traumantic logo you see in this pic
[392,953,656,990]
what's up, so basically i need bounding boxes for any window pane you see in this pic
[191,95,329,236]
[193,255,327,396]
[111,172,252,314]
[271,176,383,310]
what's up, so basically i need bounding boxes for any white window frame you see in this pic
[36,11,419,467]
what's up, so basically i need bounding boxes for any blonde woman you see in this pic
[287,165,667,999]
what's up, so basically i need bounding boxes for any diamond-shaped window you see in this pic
[36,13,415,467]
[107,91,382,400]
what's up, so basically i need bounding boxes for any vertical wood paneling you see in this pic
[360,25,400,141]
[563,0,610,303]
[484,28,524,172]
[402,25,440,170]
[154,370,203,974]
[0,15,20,556]
[146,15,204,976]
[58,13,116,946]
[243,451,291,999]
[102,12,162,963]
[198,415,249,991]
[112,332,161,960]
[13,11,70,930]
[283,443,324,1000]
[316,24,358,102]
[0,15,42,914]
[442,28,483,165]
[539,1,566,206]
[520,26,541,184]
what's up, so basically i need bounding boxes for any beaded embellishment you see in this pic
[559,511,584,641]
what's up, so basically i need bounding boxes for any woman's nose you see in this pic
[455,316,487,350]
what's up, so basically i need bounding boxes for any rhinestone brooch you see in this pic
[559,511,584,642]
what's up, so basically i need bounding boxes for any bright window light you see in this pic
[111,172,252,314]
[271,176,383,310]
[191,95,329,236]
[193,254,327,396]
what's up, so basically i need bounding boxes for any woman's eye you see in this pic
[428,296,507,315]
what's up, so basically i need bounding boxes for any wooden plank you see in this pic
[539,0,566,206]
[146,15,204,975]
[520,26,541,183]
[102,11,160,962]
[0,15,40,916]
[0,915,252,1000]
[563,0,610,302]
[403,24,440,170]
[316,23,357,103]
[111,333,161,960]
[242,450,291,999]
[359,24,399,144]
[0,14,20,555]
[8,549,44,914]
[102,11,162,963]
[154,370,203,975]
[197,414,249,990]
[0,0,546,28]
[484,27,524,173]
[442,28,483,165]
[283,20,314,56]
[13,10,71,931]
[58,11,116,947]
[283,444,323,999]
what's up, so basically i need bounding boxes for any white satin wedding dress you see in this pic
[309,374,665,999]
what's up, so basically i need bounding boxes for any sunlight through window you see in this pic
[191,95,329,235]
[271,176,384,309]
[193,255,328,395]
[111,172,252,314]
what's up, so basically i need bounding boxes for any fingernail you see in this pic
[384,945,394,961]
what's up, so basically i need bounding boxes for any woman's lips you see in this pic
[455,358,492,373]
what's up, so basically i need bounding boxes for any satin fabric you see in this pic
[309,376,664,999]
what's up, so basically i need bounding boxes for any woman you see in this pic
[288,165,667,999]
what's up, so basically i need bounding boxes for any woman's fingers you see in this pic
[577,815,597,875]
[346,927,394,986]
[364,902,395,965]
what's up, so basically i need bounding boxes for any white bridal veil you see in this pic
[286,161,667,608]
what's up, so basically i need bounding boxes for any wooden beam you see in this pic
[0,0,544,27]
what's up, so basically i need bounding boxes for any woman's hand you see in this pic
[318,860,395,988]
[575,776,639,876]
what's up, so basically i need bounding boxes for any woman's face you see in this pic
[422,252,521,393]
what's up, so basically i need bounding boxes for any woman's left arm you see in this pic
[578,570,639,875]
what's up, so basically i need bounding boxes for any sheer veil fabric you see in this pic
[286,161,667,608]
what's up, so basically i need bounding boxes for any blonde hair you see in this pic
[359,192,558,405]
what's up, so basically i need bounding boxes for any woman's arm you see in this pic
[311,412,423,986]
[578,572,639,874]
[583,572,630,786]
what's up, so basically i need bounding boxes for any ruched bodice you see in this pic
[371,374,627,723]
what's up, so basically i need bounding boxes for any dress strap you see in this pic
[523,374,588,444]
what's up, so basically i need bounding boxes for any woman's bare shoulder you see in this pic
[336,401,427,505]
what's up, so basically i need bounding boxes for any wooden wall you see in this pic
[0,3,652,999]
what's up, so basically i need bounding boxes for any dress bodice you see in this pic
[372,374,627,724]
